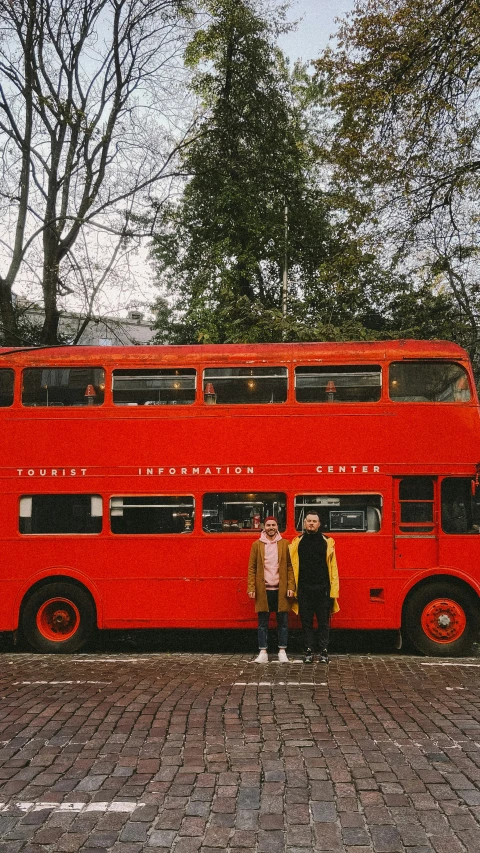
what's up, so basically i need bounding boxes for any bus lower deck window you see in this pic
[110,496,194,534]
[442,478,480,534]
[112,369,196,405]
[22,368,105,407]
[295,495,382,531]
[203,367,287,404]
[398,477,434,532]
[202,493,286,531]
[295,365,381,403]
[19,495,102,534]
[389,361,471,402]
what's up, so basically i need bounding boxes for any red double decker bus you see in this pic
[0,339,479,656]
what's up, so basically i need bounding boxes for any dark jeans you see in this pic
[298,585,331,652]
[258,589,288,649]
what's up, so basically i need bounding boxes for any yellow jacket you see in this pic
[289,534,340,615]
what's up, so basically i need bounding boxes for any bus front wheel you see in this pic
[21,582,96,653]
[403,582,480,657]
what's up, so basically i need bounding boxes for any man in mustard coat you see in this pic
[290,510,339,664]
[248,516,296,663]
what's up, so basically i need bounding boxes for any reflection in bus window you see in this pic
[19,495,102,534]
[110,496,194,534]
[442,478,480,534]
[22,368,105,407]
[398,477,434,532]
[112,369,196,405]
[389,362,471,402]
[295,366,381,403]
[295,495,382,532]
[203,493,286,532]
[0,369,14,407]
[203,368,287,404]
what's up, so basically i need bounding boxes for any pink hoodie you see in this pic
[260,529,282,589]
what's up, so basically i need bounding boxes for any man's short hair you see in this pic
[305,510,320,520]
[264,515,278,523]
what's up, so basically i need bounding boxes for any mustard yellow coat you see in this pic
[247,539,296,613]
[289,534,340,614]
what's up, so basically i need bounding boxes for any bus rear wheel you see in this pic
[403,582,480,657]
[22,582,96,653]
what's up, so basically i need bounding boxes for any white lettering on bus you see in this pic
[315,465,381,474]
[136,465,255,476]
[17,468,87,477]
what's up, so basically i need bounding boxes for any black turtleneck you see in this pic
[298,531,329,590]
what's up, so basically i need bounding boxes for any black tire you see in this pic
[21,582,96,653]
[403,581,480,657]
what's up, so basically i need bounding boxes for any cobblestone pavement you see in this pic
[1,652,480,851]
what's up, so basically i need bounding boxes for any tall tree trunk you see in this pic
[0,281,20,345]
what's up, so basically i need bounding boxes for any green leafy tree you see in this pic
[317,0,480,367]
[152,0,334,343]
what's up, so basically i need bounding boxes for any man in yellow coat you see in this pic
[248,516,295,663]
[290,510,339,664]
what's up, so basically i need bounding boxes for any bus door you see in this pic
[394,476,439,569]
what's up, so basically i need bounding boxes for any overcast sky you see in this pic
[279,0,356,63]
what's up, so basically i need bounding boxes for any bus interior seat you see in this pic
[366,506,381,531]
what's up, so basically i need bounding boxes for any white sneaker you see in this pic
[278,649,289,663]
[254,650,268,663]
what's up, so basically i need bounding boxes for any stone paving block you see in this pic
[174,839,203,853]
[286,824,313,846]
[202,825,231,846]
[370,825,403,852]
[147,828,177,846]
[3,653,480,853]
[257,829,285,853]
[311,801,337,822]
[119,821,149,842]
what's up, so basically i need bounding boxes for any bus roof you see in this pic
[0,339,469,366]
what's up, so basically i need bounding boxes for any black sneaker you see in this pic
[303,649,313,664]
[318,649,329,664]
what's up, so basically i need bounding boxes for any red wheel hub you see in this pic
[36,598,80,642]
[421,598,466,644]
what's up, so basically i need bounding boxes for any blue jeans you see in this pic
[258,589,288,649]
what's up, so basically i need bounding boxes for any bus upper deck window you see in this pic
[295,366,381,403]
[0,369,14,407]
[203,367,287,404]
[112,369,196,405]
[22,368,105,407]
[389,361,471,402]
